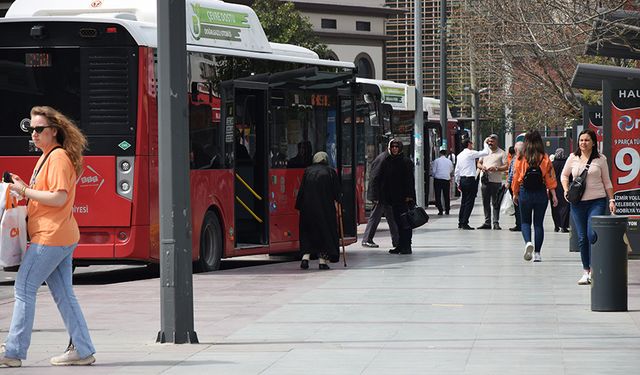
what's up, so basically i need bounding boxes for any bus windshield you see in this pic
[0,48,81,145]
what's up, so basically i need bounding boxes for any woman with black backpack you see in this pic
[512,130,558,263]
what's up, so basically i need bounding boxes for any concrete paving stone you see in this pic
[259,348,378,375]
[363,349,470,373]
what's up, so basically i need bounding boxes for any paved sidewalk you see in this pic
[2,200,640,374]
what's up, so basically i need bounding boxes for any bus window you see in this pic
[188,52,224,169]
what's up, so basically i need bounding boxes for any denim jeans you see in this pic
[519,188,549,253]
[4,243,95,360]
[570,198,607,270]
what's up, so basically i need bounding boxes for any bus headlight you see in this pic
[120,181,131,192]
[116,156,134,200]
[120,160,131,172]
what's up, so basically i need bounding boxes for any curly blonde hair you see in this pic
[30,106,88,175]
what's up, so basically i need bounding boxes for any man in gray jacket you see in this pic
[361,147,399,250]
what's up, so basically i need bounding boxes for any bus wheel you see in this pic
[198,211,223,272]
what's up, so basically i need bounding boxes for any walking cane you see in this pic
[337,202,347,267]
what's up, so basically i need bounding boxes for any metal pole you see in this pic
[414,0,425,207]
[156,0,198,344]
[440,0,448,152]
[474,91,480,148]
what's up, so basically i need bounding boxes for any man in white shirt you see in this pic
[454,137,492,230]
[431,149,454,215]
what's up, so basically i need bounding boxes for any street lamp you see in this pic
[464,85,488,149]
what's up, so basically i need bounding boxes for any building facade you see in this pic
[290,0,400,80]
[385,0,472,117]
[231,0,401,80]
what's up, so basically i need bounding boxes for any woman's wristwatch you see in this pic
[609,198,615,202]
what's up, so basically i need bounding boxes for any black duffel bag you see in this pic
[402,205,429,229]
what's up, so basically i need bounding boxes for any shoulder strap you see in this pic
[584,152,596,172]
[33,146,63,181]
[27,146,63,206]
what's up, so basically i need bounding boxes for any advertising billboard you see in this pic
[603,80,640,255]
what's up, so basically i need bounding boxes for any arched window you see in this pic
[355,53,375,79]
[324,51,339,61]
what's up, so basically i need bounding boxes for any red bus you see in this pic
[0,0,364,271]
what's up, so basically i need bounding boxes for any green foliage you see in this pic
[252,0,331,58]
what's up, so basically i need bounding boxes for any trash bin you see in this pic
[591,215,629,312]
[627,217,640,259]
[569,214,579,252]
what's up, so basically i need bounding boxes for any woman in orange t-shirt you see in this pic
[1,107,95,368]
[512,130,558,263]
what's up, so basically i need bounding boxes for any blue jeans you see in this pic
[570,198,607,270]
[4,243,95,360]
[519,188,549,253]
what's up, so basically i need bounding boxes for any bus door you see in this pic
[230,81,269,248]
[339,94,357,238]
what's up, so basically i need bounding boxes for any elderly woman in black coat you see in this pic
[295,151,342,270]
[550,148,570,232]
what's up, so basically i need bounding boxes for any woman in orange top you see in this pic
[512,130,558,263]
[0,107,95,367]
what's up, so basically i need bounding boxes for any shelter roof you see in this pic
[586,9,640,59]
[570,63,640,90]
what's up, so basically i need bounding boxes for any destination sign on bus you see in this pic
[25,52,51,67]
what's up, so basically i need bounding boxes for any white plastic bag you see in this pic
[500,188,515,216]
[0,182,8,217]
[0,188,27,267]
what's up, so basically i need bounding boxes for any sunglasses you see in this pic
[26,126,53,134]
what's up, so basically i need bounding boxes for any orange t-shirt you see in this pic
[27,149,80,246]
[512,153,558,194]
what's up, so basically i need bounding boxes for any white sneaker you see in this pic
[50,346,95,366]
[523,242,534,261]
[578,272,591,285]
[533,253,542,262]
[0,344,21,368]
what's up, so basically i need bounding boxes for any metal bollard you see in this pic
[569,214,579,252]
[591,215,629,312]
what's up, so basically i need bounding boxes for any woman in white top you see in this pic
[560,129,615,285]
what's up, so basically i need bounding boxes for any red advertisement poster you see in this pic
[610,90,640,215]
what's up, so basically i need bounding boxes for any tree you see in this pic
[464,0,633,132]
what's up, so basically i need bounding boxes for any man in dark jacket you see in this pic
[378,139,416,254]
[295,151,341,270]
[361,148,399,249]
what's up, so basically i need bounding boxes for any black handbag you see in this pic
[566,153,594,204]
[402,205,429,229]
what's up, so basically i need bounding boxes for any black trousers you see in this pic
[551,196,570,229]
[392,203,412,250]
[458,176,478,226]
[433,178,451,213]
